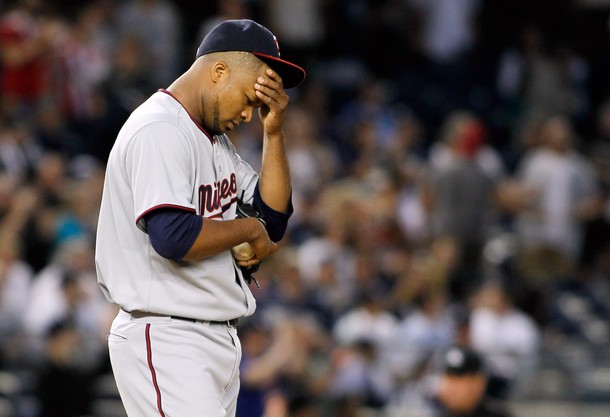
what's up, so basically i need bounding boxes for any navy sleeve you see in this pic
[144,208,203,261]
[252,184,293,242]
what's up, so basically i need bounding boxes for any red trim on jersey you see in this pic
[136,199,239,226]
[136,204,196,227]
[145,324,167,417]
[158,89,215,144]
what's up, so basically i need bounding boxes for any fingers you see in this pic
[254,69,288,109]
[235,241,278,267]
[236,258,259,268]
[255,69,288,135]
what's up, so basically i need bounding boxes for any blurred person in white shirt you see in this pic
[468,279,541,399]
[0,231,33,366]
[497,115,600,280]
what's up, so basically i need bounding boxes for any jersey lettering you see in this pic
[198,173,237,216]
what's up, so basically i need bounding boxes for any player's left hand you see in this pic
[255,68,289,136]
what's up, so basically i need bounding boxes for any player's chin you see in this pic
[224,121,235,132]
[210,123,228,135]
[228,120,244,131]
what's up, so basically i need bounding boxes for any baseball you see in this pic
[231,242,255,261]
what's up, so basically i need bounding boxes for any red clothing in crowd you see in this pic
[0,9,51,103]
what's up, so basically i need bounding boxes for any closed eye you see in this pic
[246,95,263,108]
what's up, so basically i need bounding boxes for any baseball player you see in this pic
[94,19,305,417]
[431,346,514,417]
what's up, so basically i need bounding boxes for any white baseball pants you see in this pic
[108,309,242,417]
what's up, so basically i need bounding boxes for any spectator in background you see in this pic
[391,289,456,382]
[301,254,355,330]
[237,315,327,417]
[34,319,98,417]
[333,80,398,170]
[497,115,600,285]
[104,33,155,113]
[0,177,39,239]
[429,345,514,417]
[196,0,252,53]
[19,152,68,271]
[581,98,610,271]
[549,242,610,345]
[326,338,394,411]
[256,392,324,417]
[381,106,430,246]
[407,0,479,66]
[387,244,457,383]
[0,0,63,114]
[33,99,83,159]
[395,160,431,248]
[54,160,103,243]
[262,0,325,68]
[332,290,398,353]
[115,0,182,87]
[57,1,114,122]
[429,111,506,182]
[495,25,587,135]
[23,236,114,363]
[255,252,334,329]
[389,239,458,317]
[468,279,541,400]
[329,274,399,402]
[296,183,364,308]
[582,241,610,337]
[278,102,341,244]
[0,114,43,181]
[285,394,321,417]
[284,103,340,199]
[0,231,33,368]
[405,0,481,113]
[426,112,503,300]
[237,320,287,417]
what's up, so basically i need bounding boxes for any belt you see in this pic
[123,309,238,327]
[173,315,238,327]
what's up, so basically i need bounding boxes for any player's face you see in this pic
[437,374,486,413]
[208,68,265,135]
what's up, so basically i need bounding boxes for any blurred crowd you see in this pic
[0,0,609,416]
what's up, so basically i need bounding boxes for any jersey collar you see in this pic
[158,89,216,144]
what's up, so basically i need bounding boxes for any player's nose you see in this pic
[241,108,254,123]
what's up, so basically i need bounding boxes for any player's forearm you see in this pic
[258,131,291,212]
[182,217,266,262]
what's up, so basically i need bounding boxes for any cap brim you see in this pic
[253,53,306,89]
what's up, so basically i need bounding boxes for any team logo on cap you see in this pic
[273,35,280,56]
[446,348,465,367]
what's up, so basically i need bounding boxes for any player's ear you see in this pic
[212,61,228,84]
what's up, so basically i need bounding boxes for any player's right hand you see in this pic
[255,68,289,137]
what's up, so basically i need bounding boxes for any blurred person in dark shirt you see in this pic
[35,319,96,417]
[426,112,502,300]
[430,346,513,417]
[237,315,325,417]
[581,98,610,271]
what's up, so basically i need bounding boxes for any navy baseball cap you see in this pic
[196,19,306,89]
[442,346,484,375]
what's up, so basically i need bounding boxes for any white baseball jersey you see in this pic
[95,89,258,321]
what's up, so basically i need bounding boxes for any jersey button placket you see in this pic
[213,142,222,175]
